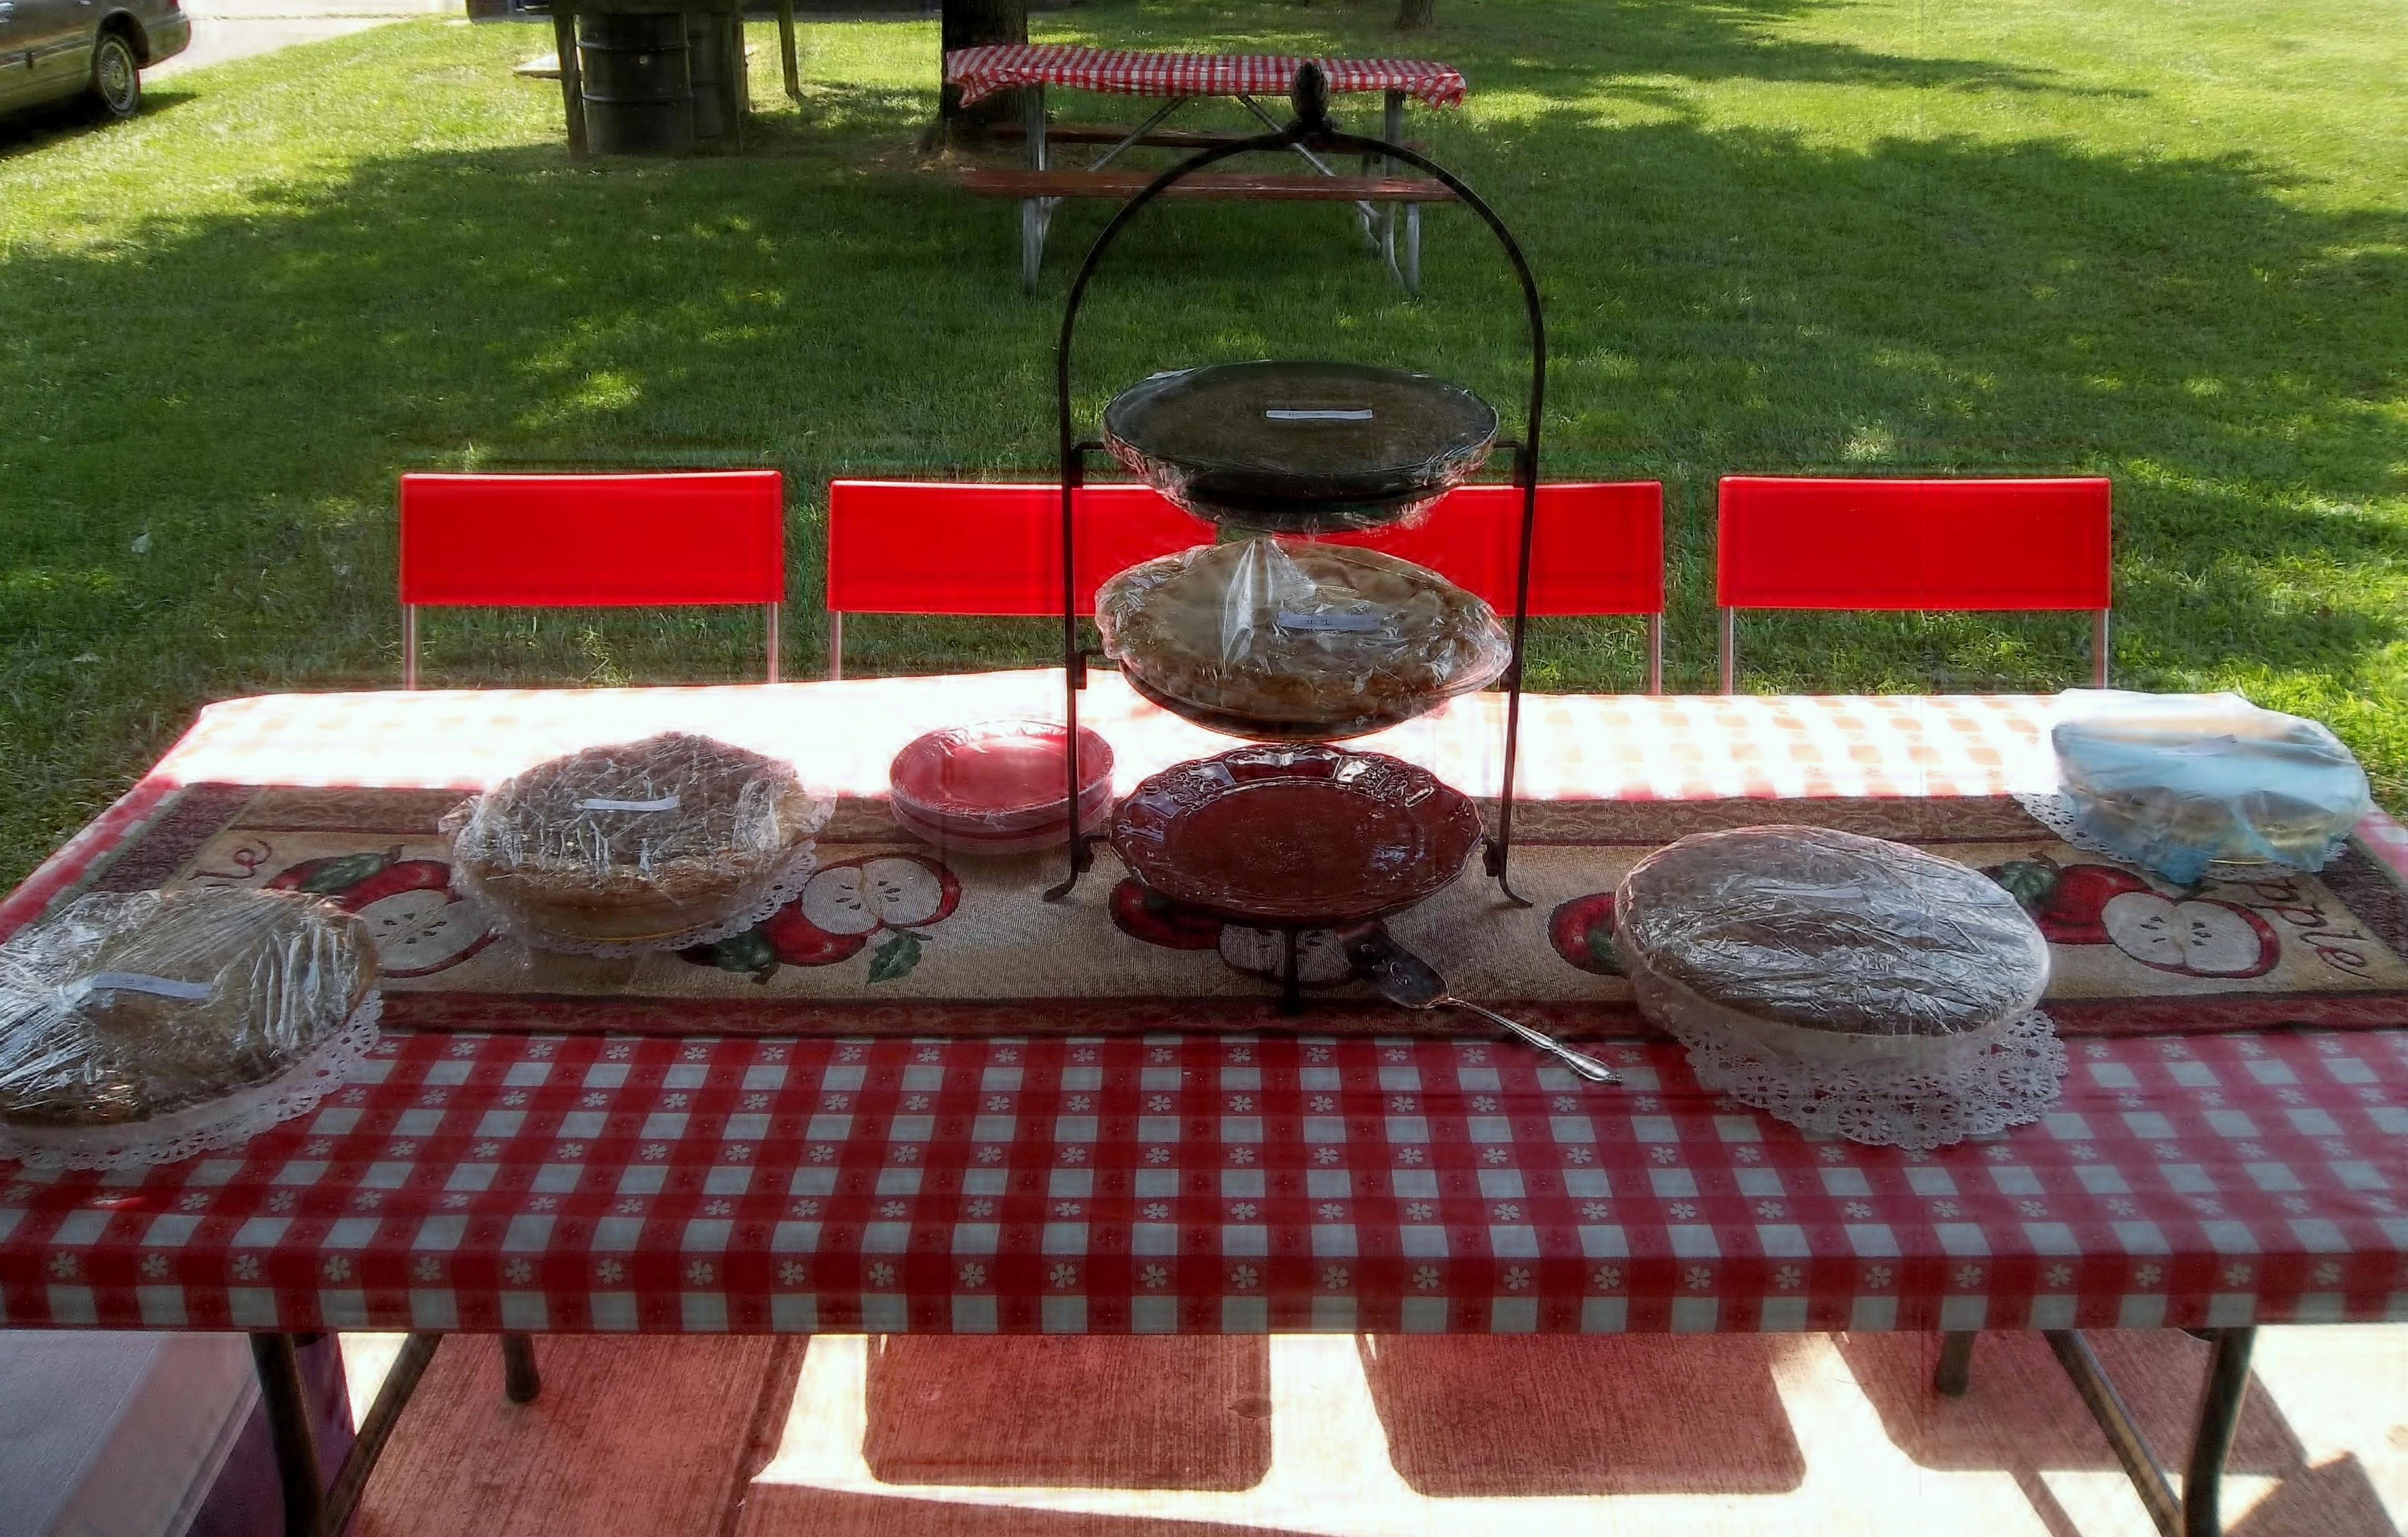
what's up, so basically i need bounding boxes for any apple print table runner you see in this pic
[5,683,2406,1334]
[36,780,2408,1041]
[8,678,2407,1040]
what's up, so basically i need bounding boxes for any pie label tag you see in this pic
[1275,610,1383,632]
[575,795,683,813]
[80,973,215,1001]
[1264,408,1374,422]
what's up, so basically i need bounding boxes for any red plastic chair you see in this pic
[1323,481,1666,692]
[824,481,1216,678]
[1716,476,2112,692]
[398,471,786,687]
[827,479,1668,690]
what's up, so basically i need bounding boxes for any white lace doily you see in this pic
[0,992,384,1171]
[2013,790,2350,885]
[457,841,821,959]
[1665,1007,2068,1151]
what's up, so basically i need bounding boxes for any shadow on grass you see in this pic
[6,83,2396,663]
[1,6,2403,882]
[0,86,197,159]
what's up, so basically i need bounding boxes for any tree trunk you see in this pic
[937,0,1029,146]
[1394,0,1435,29]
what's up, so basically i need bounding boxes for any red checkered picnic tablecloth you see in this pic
[944,45,1469,110]
[5,1028,2405,1335]
[4,680,2406,1334]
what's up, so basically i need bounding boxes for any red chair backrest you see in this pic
[400,471,786,607]
[1717,476,2110,611]
[1323,481,1663,615]
[827,482,1215,616]
[827,479,1663,616]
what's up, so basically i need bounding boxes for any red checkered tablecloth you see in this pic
[5,1028,2404,1334]
[4,680,2405,1334]
[944,45,1468,110]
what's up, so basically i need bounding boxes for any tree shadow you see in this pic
[2,15,2404,883]
[1048,0,2127,100]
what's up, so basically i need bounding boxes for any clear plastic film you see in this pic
[443,732,833,946]
[2051,690,2372,885]
[1613,826,2052,1067]
[0,887,376,1132]
[1095,537,1512,741]
[1099,362,1499,534]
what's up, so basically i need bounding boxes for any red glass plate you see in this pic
[1110,745,1482,926]
[892,792,1112,858]
[889,719,1115,836]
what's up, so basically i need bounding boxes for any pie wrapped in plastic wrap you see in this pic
[1095,537,1512,740]
[1613,825,2051,1069]
[443,732,831,947]
[2051,690,2371,884]
[0,887,377,1147]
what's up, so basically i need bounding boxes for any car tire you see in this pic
[87,31,141,122]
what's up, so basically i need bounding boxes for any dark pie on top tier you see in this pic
[443,732,826,943]
[1613,824,2051,1062]
[1096,538,1511,738]
[0,887,376,1129]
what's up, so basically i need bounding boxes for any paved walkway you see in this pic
[148,0,467,82]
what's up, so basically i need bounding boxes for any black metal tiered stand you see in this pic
[1040,64,1548,1007]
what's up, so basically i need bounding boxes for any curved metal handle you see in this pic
[1448,1000,1619,1084]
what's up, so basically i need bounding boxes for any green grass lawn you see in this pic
[1,0,2401,888]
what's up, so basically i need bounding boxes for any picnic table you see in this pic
[942,45,1469,293]
[4,675,2406,1537]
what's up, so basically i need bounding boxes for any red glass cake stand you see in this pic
[1110,743,1482,1009]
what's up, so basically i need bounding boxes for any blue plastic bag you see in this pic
[2052,690,2372,885]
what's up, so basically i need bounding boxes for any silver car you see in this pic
[0,0,188,121]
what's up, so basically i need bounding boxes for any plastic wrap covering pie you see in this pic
[1096,537,1512,741]
[2052,690,2371,884]
[1100,361,1500,533]
[0,888,376,1131]
[443,732,831,944]
[1613,826,2051,1068]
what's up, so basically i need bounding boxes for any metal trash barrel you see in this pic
[576,12,694,156]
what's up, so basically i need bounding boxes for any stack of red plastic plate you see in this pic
[888,719,1115,857]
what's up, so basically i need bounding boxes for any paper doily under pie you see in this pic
[0,991,384,1171]
[1663,1008,2069,1152]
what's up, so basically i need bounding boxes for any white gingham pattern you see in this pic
[945,45,1468,110]
[4,1028,2404,1334]
[3,678,2404,1334]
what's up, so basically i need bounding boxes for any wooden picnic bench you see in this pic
[944,45,1468,294]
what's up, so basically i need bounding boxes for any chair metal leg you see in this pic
[253,1330,446,1537]
[764,602,781,684]
[1645,613,1664,695]
[2093,608,2112,688]
[1719,607,1737,693]
[251,1333,327,1537]
[826,611,843,681]
[2182,1327,2255,1537]
[325,1333,442,1524]
[502,1332,543,1404]
[402,605,419,690]
[2045,1326,2257,1537]
[1934,1329,1977,1397]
